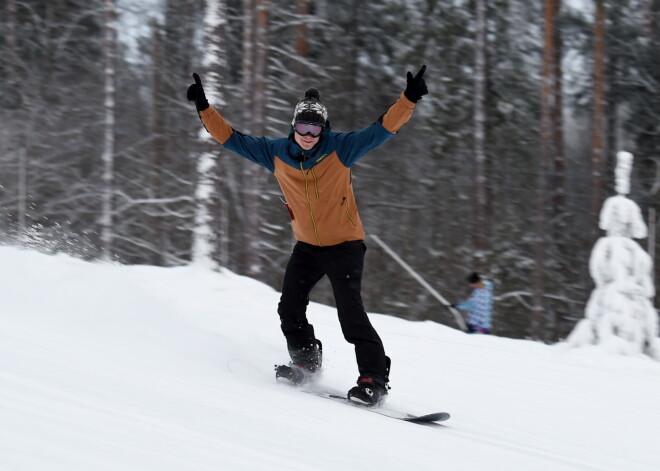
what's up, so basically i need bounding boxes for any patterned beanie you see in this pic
[291,88,328,127]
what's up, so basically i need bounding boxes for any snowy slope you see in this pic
[1,246,659,471]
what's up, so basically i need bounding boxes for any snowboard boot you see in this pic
[347,356,391,406]
[275,339,322,385]
[347,377,389,406]
[275,364,308,385]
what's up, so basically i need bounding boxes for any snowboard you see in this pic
[301,389,450,424]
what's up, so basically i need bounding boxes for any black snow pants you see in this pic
[277,240,388,382]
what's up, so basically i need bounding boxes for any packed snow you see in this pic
[1,245,659,470]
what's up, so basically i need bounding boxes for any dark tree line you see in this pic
[1,0,658,341]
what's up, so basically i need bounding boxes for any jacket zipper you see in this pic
[311,168,320,199]
[300,162,322,246]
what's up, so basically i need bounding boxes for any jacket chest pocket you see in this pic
[341,197,357,226]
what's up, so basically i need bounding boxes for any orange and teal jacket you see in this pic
[199,92,417,247]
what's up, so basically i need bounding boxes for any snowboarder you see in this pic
[187,66,428,405]
[451,272,494,334]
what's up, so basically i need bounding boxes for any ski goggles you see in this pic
[294,122,323,138]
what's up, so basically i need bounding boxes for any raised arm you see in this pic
[187,73,276,171]
[187,72,232,143]
[336,65,428,166]
[381,64,428,133]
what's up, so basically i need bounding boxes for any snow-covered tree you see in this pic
[568,151,660,360]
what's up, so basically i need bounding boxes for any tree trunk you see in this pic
[551,0,565,340]
[643,0,658,41]
[193,0,228,267]
[6,0,27,234]
[552,0,564,215]
[241,0,269,276]
[100,0,117,261]
[294,0,309,78]
[591,0,606,226]
[149,17,164,265]
[534,0,559,339]
[17,140,27,233]
[473,0,489,265]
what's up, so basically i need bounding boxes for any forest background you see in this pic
[1,0,659,341]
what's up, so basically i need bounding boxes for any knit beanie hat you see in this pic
[291,88,328,127]
[467,272,481,284]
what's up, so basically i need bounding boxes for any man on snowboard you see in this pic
[187,66,427,405]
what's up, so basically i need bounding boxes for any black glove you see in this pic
[403,65,428,103]
[186,73,209,112]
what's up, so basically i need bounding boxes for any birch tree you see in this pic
[100,0,117,260]
[192,0,228,267]
[144,16,165,265]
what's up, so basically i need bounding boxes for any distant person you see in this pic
[187,65,428,406]
[451,272,493,334]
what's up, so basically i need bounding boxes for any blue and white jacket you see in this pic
[456,280,493,331]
